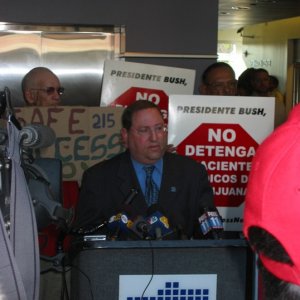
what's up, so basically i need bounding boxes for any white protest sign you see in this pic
[168,95,275,231]
[100,60,196,121]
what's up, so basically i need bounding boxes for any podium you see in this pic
[70,239,254,300]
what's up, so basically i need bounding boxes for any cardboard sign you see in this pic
[168,95,275,231]
[100,60,196,121]
[14,106,125,182]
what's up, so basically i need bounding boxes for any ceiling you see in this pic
[218,0,300,30]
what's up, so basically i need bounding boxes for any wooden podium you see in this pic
[70,239,254,300]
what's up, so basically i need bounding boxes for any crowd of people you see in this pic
[17,63,298,299]
[199,62,285,101]
[20,63,286,107]
[199,62,286,127]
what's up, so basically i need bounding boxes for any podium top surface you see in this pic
[71,237,249,252]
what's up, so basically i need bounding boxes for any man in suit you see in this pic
[74,100,215,239]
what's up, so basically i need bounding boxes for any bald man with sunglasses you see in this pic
[22,67,64,106]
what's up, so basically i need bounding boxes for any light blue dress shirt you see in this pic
[131,157,163,196]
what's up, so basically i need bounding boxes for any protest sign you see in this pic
[168,95,275,231]
[14,106,125,182]
[100,60,196,121]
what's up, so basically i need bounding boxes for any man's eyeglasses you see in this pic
[131,124,167,137]
[207,80,237,90]
[31,87,65,96]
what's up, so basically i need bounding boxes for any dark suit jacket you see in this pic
[74,150,214,238]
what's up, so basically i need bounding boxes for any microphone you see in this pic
[123,188,138,205]
[198,207,223,239]
[145,204,174,240]
[107,213,132,240]
[107,188,139,240]
[20,124,56,149]
[207,210,223,231]
[128,215,151,240]
[108,213,150,240]
[198,211,212,236]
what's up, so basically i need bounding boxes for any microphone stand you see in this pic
[0,87,16,237]
[0,148,11,236]
[0,87,72,299]
[40,229,71,300]
[4,87,21,130]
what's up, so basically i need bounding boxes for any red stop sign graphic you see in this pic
[110,87,169,121]
[177,123,258,207]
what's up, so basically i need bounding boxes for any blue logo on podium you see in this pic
[126,281,210,300]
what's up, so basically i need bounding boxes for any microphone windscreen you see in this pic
[198,212,212,236]
[107,213,131,233]
[127,215,150,239]
[207,210,223,230]
[21,124,56,149]
[198,206,224,239]
[146,211,173,239]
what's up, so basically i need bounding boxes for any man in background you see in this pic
[22,67,64,106]
[243,104,300,299]
[199,62,237,96]
[269,74,285,103]
[251,68,271,97]
[251,68,286,127]
[198,62,240,239]
[21,67,69,299]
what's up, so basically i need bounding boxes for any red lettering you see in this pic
[47,108,64,127]
[69,108,86,134]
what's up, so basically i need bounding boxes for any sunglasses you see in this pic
[31,87,65,96]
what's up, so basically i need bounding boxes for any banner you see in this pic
[119,274,217,300]
[100,60,196,121]
[14,106,125,182]
[168,95,275,231]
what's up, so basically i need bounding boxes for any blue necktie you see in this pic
[143,165,159,206]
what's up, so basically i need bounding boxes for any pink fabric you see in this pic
[243,104,300,286]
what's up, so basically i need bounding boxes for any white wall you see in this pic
[219,16,300,96]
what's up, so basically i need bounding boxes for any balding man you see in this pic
[22,67,64,106]
[199,62,237,96]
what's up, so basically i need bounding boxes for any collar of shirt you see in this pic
[131,157,163,195]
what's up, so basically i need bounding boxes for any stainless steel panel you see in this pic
[0,24,124,107]
[292,63,300,107]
